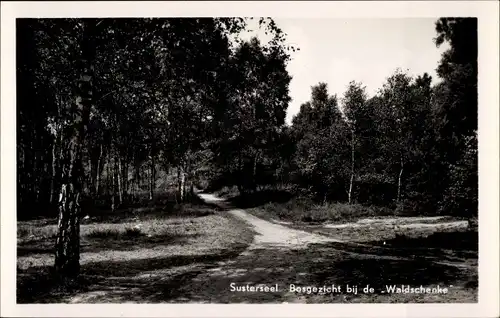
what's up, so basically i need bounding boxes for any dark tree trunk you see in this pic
[237,150,243,194]
[106,154,111,197]
[117,154,123,206]
[95,144,102,195]
[134,159,141,198]
[252,151,259,192]
[111,150,117,211]
[149,149,155,201]
[122,159,129,203]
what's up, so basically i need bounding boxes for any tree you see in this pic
[211,20,294,194]
[341,81,368,204]
[54,19,97,277]
[432,18,478,217]
[377,70,415,203]
[292,83,349,201]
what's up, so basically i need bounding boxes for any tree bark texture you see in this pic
[54,21,95,278]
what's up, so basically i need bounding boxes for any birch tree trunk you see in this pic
[49,131,58,205]
[54,34,93,277]
[397,154,404,202]
[348,129,355,204]
[177,165,185,202]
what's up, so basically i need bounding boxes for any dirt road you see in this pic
[197,193,474,266]
[65,192,476,303]
[167,192,477,303]
[198,193,340,249]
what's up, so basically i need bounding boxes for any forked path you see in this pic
[198,193,340,249]
[68,192,476,303]
[170,193,476,303]
[198,192,476,268]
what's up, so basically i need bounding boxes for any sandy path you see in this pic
[198,193,340,249]
[65,192,476,303]
[198,192,476,268]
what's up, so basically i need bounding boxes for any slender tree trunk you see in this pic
[56,136,64,199]
[122,160,128,202]
[348,129,355,204]
[33,149,38,202]
[237,151,243,194]
[117,154,122,205]
[95,144,102,195]
[176,166,181,202]
[253,151,259,192]
[181,170,186,201]
[397,154,404,202]
[134,160,140,198]
[111,152,117,212]
[149,149,155,201]
[106,155,111,197]
[49,133,58,205]
[189,174,194,196]
[88,156,94,197]
[54,24,94,276]
[50,98,63,206]
[34,149,41,203]
[177,165,185,202]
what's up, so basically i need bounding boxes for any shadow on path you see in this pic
[17,244,249,303]
[167,242,477,303]
[18,240,477,303]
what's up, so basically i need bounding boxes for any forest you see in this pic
[17,17,477,281]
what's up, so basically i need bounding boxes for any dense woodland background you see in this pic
[17,17,477,277]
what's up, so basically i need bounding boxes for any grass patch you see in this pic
[86,227,145,240]
[212,186,241,199]
[17,196,256,303]
[124,227,145,238]
[250,197,394,224]
[18,223,58,242]
[86,228,121,239]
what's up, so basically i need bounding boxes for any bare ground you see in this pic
[17,193,477,303]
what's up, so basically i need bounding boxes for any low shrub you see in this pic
[18,225,58,242]
[124,227,144,238]
[87,227,145,240]
[256,196,396,224]
[87,228,121,239]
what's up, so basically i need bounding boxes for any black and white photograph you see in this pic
[1,1,499,317]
